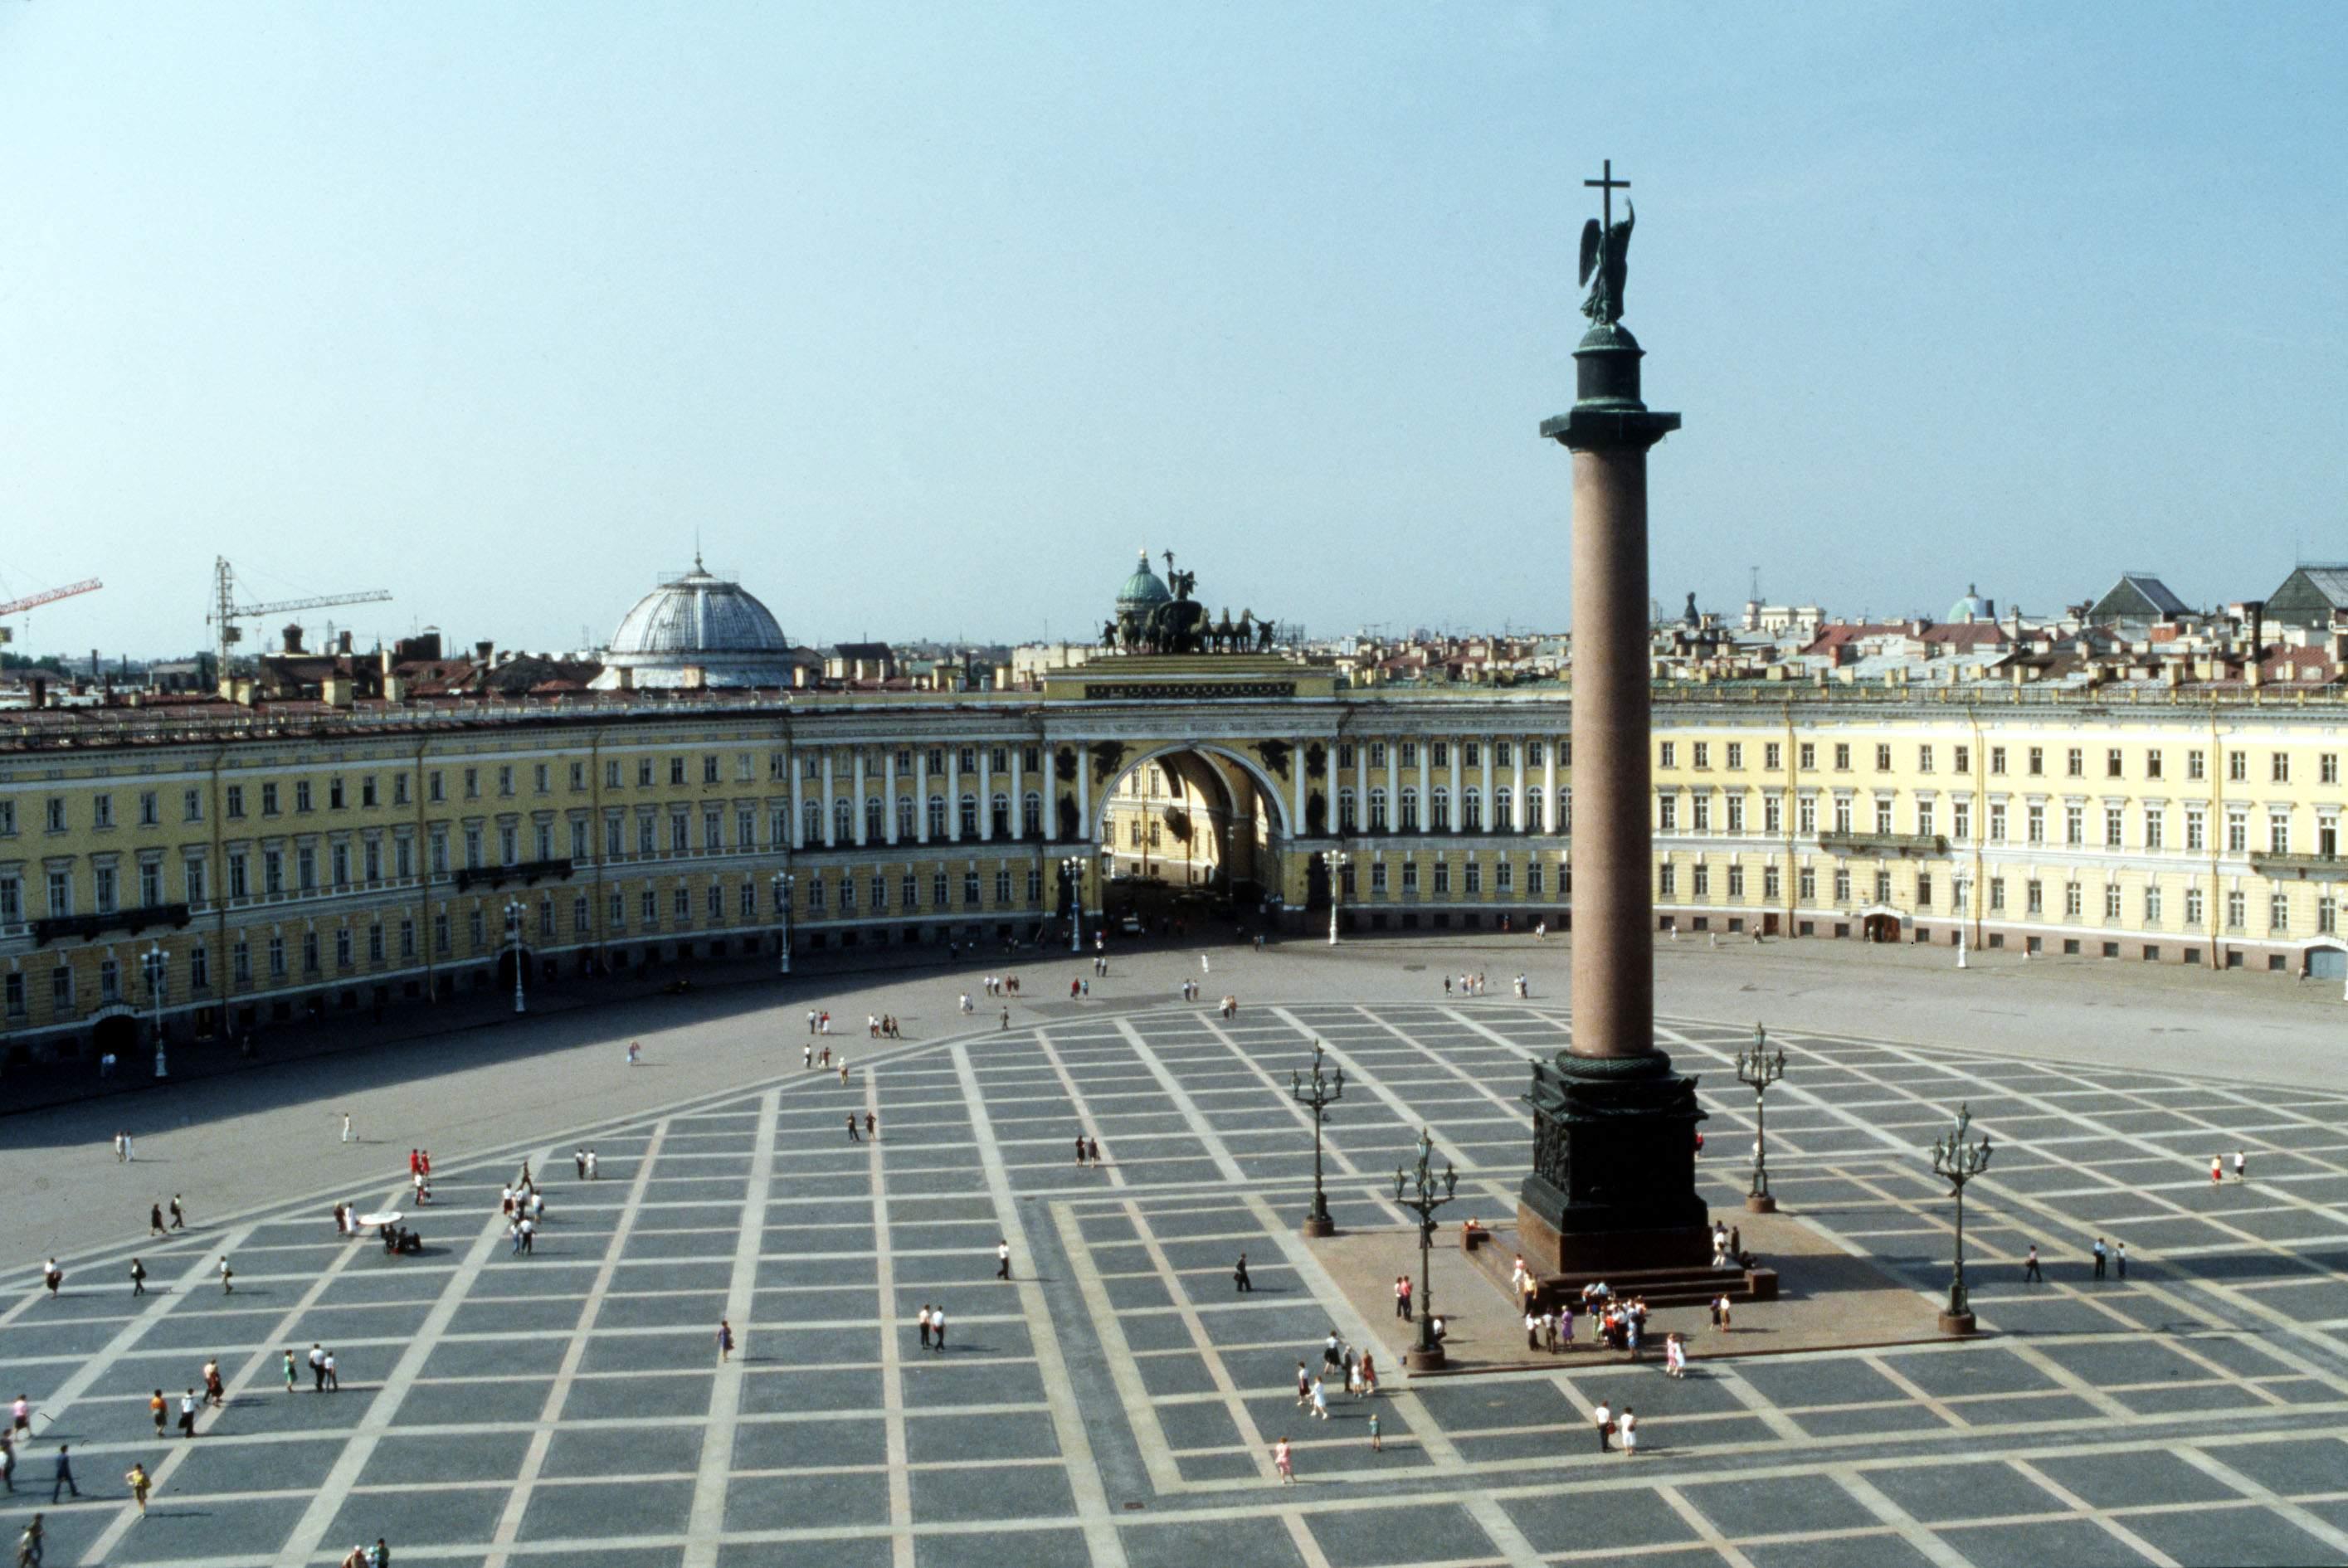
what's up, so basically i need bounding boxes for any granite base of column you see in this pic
[1516,1049,1714,1275]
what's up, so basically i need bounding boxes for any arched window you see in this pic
[1431,786,1452,832]
[1494,786,1513,832]
[832,799,853,843]
[1524,791,1545,832]
[801,800,821,845]
[1369,787,1389,832]
[1338,788,1357,832]
[990,792,1011,836]
[958,793,979,838]
[927,796,947,839]
[1558,787,1572,834]
[865,798,884,841]
[896,797,916,840]
[1022,791,1042,837]
[1400,788,1420,831]
[1463,788,1483,832]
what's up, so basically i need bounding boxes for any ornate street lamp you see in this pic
[1326,851,1350,946]
[1062,855,1089,953]
[772,872,795,976]
[142,942,168,1079]
[1290,1040,1346,1236]
[1931,1103,1994,1334]
[1736,1022,1786,1213]
[1393,1127,1459,1371]
[504,898,528,1015]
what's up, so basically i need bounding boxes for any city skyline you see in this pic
[4,4,2344,657]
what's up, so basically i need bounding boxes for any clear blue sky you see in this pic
[3,3,2343,658]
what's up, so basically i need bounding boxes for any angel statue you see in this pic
[1578,198,1633,327]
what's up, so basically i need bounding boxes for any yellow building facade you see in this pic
[6,661,2346,1063]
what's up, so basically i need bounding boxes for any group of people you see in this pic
[110,1131,137,1162]
[864,1015,904,1039]
[1073,1134,1103,1166]
[145,1196,188,1235]
[2212,1149,2248,1184]
[979,975,1021,996]
[502,1161,545,1254]
[806,1010,835,1035]
[845,1111,879,1142]
[914,1303,952,1351]
[1443,972,1492,996]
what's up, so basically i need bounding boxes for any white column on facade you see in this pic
[1077,752,1091,848]
[1293,740,1308,838]
[852,750,869,846]
[1481,736,1494,833]
[1011,746,1025,840]
[821,750,836,848]
[790,757,805,850]
[947,746,962,841]
[1449,736,1464,833]
[884,751,899,845]
[1544,736,1559,835]
[1511,737,1526,831]
[1354,739,1367,833]
[915,750,930,845]
[978,746,994,840]
[1419,738,1433,834]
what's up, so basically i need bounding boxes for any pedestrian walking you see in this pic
[1594,1399,1613,1452]
[585,1150,598,1180]
[1086,1136,1101,1165]
[40,1261,61,1299]
[15,1513,40,1568]
[2234,1149,2248,1181]
[574,1148,587,1179]
[1620,1408,1639,1455]
[283,1352,297,1393]
[804,1044,814,1069]
[47,1448,74,1504]
[1234,1253,1253,1293]
[1273,1436,1293,1484]
[149,1390,167,1438]
[865,1111,877,1140]
[324,1350,339,1390]
[1395,1276,1410,1320]
[340,1113,353,1144]
[10,1396,27,1439]
[847,1113,862,1143]
[149,1205,165,1237]
[1367,1410,1381,1451]
[124,1461,150,1517]
[717,1319,735,1363]
[310,1344,327,1391]
[1295,1362,1311,1407]
[202,1360,223,1407]
[918,1306,932,1351]
[2116,1240,2127,1279]
[996,1239,1011,1280]
[2211,1154,2223,1186]
[839,1059,849,1087]
[169,1195,185,1230]
[930,1305,946,1352]
[0,1434,13,1496]
[176,1390,195,1439]
[2092,1236,2108,1280]
[218,1257,234,1294]
[129,1259,147,1298]
[1309,1378,1329,1420]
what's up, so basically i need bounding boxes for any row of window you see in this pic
[1331,786,1566,833]
[1655,862,2316,937]
[1659,791,2341,859]
[1335,740,1563,772]
[1660,738,2337,786]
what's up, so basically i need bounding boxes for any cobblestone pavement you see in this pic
[7,999,2348,1566]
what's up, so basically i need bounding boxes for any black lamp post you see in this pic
[1737,1022,1786,1213]
[1393,1127,1459,1371]
[1931,1103,1994,1334]
[1290,1040,1346,1237]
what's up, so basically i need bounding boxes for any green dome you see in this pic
[1117,551,1172,611]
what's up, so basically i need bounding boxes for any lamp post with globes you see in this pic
[1931,1103,1994,1334]
[1326,850,1349,946]
[504,898,528,1015]
[1736,1022,1786,1213]
[1289,1040,1345,1236]
[142,942,168,1079]
[772,872,795,975]
[1062,855,1089,953]
[1394,1127,1459,1371]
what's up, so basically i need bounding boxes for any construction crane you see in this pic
[208,557,391,676]
[0,577,102,645]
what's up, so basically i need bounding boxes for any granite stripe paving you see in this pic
[10,1000,2348,1566]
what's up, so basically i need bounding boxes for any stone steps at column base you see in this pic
[1464,1229,1777,1311]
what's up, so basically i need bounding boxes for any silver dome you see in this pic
[596,562,796,689]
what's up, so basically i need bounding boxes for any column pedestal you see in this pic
[1516,1050,1712,1273]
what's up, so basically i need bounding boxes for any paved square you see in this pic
[9,999,2348,1566]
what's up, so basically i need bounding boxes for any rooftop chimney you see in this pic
[282,624,305,654]
[475,640,494,665]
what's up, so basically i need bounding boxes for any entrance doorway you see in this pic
[2308,944,2347,981]
[92,1009,139,1063]
[1861,913,1902,943]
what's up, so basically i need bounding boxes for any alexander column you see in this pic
[1517,162,1712,1273]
